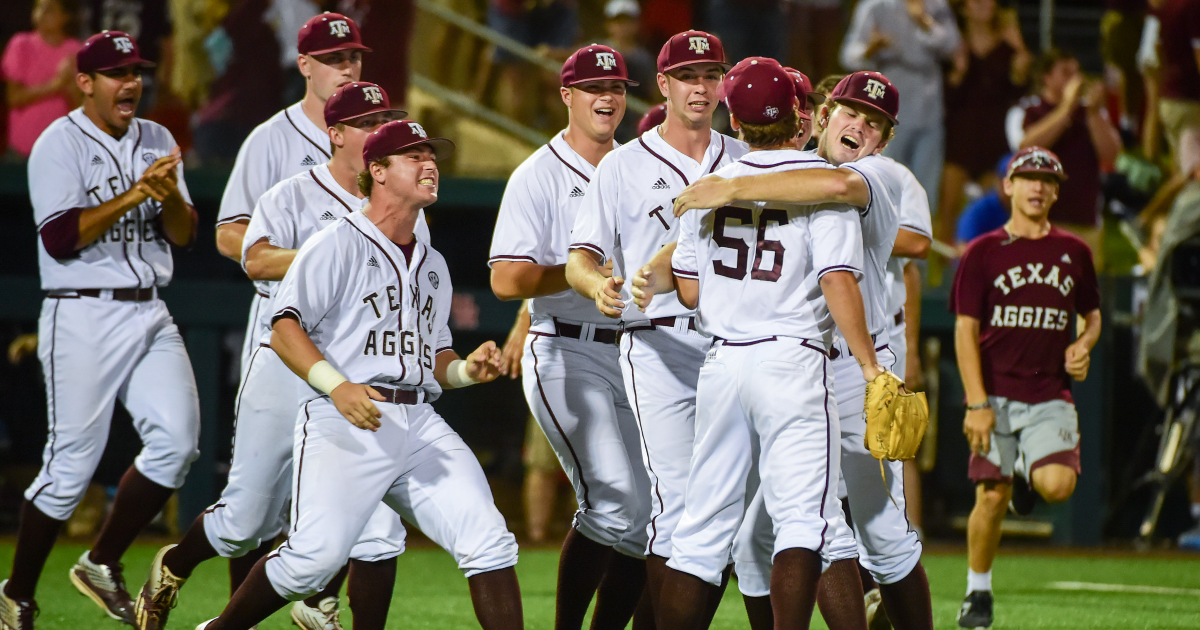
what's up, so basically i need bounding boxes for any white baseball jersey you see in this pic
[571,128,747,322]
[242,164,429,340]
[30,110,191,290]
[488,131,618,326]
[272,212,452,402]
[837,153,904,337]
[217,102,331,226]
[883,159,933,318]
[672,149,863,343]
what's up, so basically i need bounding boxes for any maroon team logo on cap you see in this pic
[363,119,455,164]
[1006,146,1067,181]
[657,30,729,74]
[324,82,406,127]
[829,71,899,124]
[297,12,371,56]
[561,44,637,87]
[77,30,155,74]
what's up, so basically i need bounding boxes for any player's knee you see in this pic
[1032,467,1076,503]
[974,482,1011,518]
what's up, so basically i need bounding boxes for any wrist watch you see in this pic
[967,400,991,411]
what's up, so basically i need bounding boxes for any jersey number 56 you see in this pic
[711,207,785,282]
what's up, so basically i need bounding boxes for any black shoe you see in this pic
[957,591,993,628]
[1009,473,1036,516]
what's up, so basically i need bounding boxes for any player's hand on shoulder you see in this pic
[1064,341,1090,381]
[674,175,732,218]
[594,275,625,318]
[466,340,504,384]
[963,405,995,456]
[330,382,384,431]
[630,265,657,311]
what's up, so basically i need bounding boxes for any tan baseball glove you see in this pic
[863,370,930,462]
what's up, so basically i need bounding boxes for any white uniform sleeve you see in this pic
[488,167,549,266]
[811,205,864,281]
[570,156,617,264]
[272,229,347,332]
[1005,104,1026,152]
[671,209,700,280]
[28,129,88,227]
[217,128,276,225]
[434,267,454,354]
[897,167,932,239]
[842,157,901,222]
[241,185,299,272]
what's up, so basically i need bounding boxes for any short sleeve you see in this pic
[488,166,549,266]
[570,155,618,263]
[271,228,346,332]
[1074,242,1101,315]
[897,169,932,239]
[217,126,276,225]
[28,128,89,227]
[435,267,454,354]
[671,209,700,279]
[811,205,864,280]
[950,240,990,320]
[842,158,900,221]
[241,184,298,271]
[0,35,22,82]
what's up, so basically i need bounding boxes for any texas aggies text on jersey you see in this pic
[951,226,1101,405]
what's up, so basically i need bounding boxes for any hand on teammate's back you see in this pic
[330,382,385,431]
[963,407,995,456]
[1064,341,1090,381]
[673,175,733,217]
[465,341,504,384]
[630,265,657,311]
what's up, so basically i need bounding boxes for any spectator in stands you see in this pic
[1011,49,1121,263]
[841,0,961,217]
[956,154,1013,250]
[938,0,1030,244]
[702,0,786,63]
[784,0,845,84]
[265,0,320,105]
[1151,0,1200,180]
[486,0,579,127]
[1,0,81,159]
[601,0,654,100]
[1100,0,1147,133]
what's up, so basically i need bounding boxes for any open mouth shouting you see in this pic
[115,94,138,116]
[417,176,436,187]
[840,134,861,151]
[594,106,615,121]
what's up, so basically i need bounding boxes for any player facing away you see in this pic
[134,82,417,630]
[0,31,199,630]
[488,45,650,630]
[565,30,747,625]
[951,147,1100,629]
[631,57,885,630]
[195,121,522,630]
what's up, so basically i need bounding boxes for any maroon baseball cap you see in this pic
[718,57,796,126]
[1005,146,1068,181]
[784,67,824,115]
[297,12,371,56]
[561,44,639,87]
[657,30,729,74]
[324,82,406,127]
[363,120,455,164]
[637,103,668,135]
[829,71,899,125]
[77,31,155,74]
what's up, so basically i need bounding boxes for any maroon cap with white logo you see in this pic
[77,31,155,74]
[363,120,455,164]
[719,57,796,126]
[297,12,371,56]
[1005,146,1068,181]
[324,82,407,127]
[657,30,729,74]
[637,103,668,135]
[561,44,638,87]
[783,67,824,116]
[829,71,899,125]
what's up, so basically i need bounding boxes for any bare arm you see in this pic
[272,316,385,431]
[434,342,503,389]
[6,58,73,108]
[498,301,530,379]
[955,314,994,454]
[1020,101,1078,150]
[1085,104,1122,166]
[1065,308,1102,381]
[675,276,698,310]
[489,261,570,301]
[217,221,248,262]
[820,270,882,380]
[673,169,870,217]
[566,249,624,318]
[630,243,679,311]
[892,228,931,259]
[244,239,298,281]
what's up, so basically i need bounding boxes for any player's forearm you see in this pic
[6,80,61,108]
[730,169,869,208]
[820,271,879,368]
[433,349,463,386]
[216,221,248,262]
[244,242,298,281]
[271,317,327,381]
[893,229,931,259]
[648,243,679,295]
[75,189,150,249]
[1085,110,1121,165]
[159,199,197,247]
[1076,308,1102,351]
[675,277,698,309]
[566,249,609,300]
[954,315,988,404]
[489,262,569,301]
[1020,103,1074,150]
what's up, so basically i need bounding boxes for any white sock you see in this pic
[1191,503,1200,521]
[967,569,992,594]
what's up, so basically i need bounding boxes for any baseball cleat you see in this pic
[957,590,994,628]
[69,551,136,625]
[863,587,893,630]
[135,545,187,630]
[0,580,39,630]
[291,597,343,630]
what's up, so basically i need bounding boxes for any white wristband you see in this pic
[446,359,479,388]
[307,360,348,395]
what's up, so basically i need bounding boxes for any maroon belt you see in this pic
[553,318,619,344]
[372,385,419,405]
[51,288,155,301]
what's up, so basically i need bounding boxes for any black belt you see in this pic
[372,385,419,405]
[553,318,619,344]
[894,310,905,327]
[51,288,156,301]
[628,316,697,331]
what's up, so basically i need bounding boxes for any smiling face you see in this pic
[330,111,402,170]
[1003,173,1059,222]
[78,66,143,135]
[658,63,724,128]
[816,101,891,166]
[300,50,364,102]
[562,79,628,142]
[371,145,440,207]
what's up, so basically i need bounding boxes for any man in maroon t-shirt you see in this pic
[950,147,1102,629]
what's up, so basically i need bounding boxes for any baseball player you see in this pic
[564,30,747,623]
[669,72,936,630]
[630,57,885,630]
[488,45,650,630]
[133,83,421,630]
[0,31,199,630]
[196,120,522,630]
[951,147,1099,629]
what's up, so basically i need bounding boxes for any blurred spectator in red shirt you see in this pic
[1152,0,1200,179]
[1,0,81,158]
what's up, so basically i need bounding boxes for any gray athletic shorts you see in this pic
[968,396,1081,484]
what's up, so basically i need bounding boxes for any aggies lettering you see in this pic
[951,226,1100,405]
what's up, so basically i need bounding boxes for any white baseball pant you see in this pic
[523,331,649,557]
[668,337,842,587]
[28,296,200,521]
[887,309,907,380]
[266,398,518,599]
[237,293,269,379]
[203,344,405,561]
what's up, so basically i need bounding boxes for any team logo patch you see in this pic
[367,255,380,268]
[764,105,779,119]
[651,178,670,190]
[91,155,103,165]
[864,79,887,100]
[689,36,710,54]
[329,20,350,37]
[427,271,439,289]
[596,52,617,70]
[319,211,336,220]
[112,36,134,53]
[301,155,317,166]
[143,153,156,166]
[408,122,428,138]
[363,86,383,104]
[569,186,584,198]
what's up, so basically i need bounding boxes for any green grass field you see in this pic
[2,542,1198,629]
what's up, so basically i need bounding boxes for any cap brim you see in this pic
[303,43,372,56]
[371,137,455,162]
[807,92,827,105]
[1011,168,1067,182]
[659,60,732,75]
[832,96,897,125]
[87,58,156,73]
[335,107,408,126]
[565,77,640,88]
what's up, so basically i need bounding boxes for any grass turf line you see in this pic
[2,542,1198,629]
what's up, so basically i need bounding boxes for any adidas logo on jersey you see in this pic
[367,256,380,268]
[301,155,317,166]
[651,178,670,190]
[319,211,336,220]
[569,186,584,198]
[91,155,103,165]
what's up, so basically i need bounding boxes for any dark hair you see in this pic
[814,74,844,97]
[738,108,800,149]
[1032,48,1076,91]
[357,156,390,196]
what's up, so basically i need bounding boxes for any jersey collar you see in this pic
[68,108,138,150]
[638,127,728,186]
[310,163,364,211]
[287,101,330,153]
[547,130,615,183]
[347,211,424,272]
